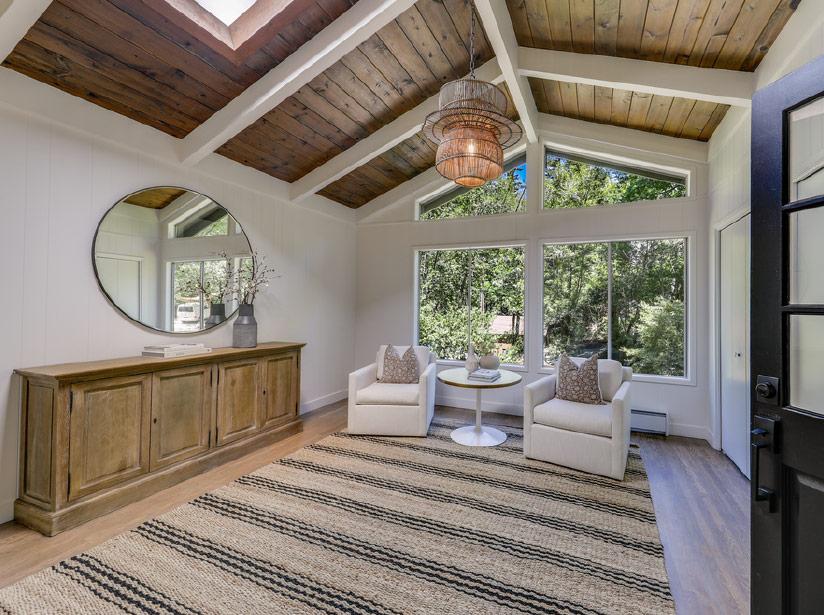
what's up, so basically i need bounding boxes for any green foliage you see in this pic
[418,247,525,364]
[420,164,526,220]
[623,299,685,376]
[543,239,686,376]
[542,243,609,360]
[543,154,686,209]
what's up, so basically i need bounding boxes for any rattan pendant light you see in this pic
[423,3,521,187]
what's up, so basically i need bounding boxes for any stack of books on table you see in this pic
[142,343,213,358]
[468,368,501,383]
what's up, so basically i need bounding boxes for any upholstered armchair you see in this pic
[347,345,437,436]
[523,358,632,480]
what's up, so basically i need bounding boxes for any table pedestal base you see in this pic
[450,388,508,447]
[450,425,507,447]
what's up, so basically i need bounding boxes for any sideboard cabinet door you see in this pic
[68,375,151,501]
[260,352,298,429]
[150,365,212,471]
[216,358,260,446]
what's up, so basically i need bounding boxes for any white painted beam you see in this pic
[289,58,502,200]
[473,0,538,143]
[178,0,418,166]
[0,0,52,62]
[518,47,754,108]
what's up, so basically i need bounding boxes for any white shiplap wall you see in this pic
[0,105,357,523]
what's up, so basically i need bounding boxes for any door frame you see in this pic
[710,206,752,451]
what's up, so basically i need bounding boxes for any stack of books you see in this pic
[142,343,213,358]
[468,368,501,382]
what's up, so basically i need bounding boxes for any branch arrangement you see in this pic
[237,251,278,305]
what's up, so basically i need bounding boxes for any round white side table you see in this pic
[436,368,522,447]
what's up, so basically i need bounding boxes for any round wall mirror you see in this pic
[93,187,253,334]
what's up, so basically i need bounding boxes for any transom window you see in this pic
[544,150,687,209]
[543,238,688,378]
[419,156,526,220]
[417,246,525,365]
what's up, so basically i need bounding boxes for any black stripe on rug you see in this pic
[135,521,400,615]
[277,458,663,557]
[335,432,651,497]
[308,442,656,523]
[192,493,605,615]
[235,474,672,599]
[58,555,199,615]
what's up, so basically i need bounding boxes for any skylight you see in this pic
[194,0,257,26]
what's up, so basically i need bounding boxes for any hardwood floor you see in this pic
[0,403,749,615]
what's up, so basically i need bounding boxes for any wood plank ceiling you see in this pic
[2,0,356,138]
[2,0,800,208]
[509,0,797,141]
[215,0,494,190]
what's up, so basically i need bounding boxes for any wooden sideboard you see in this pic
[14,342,304,536]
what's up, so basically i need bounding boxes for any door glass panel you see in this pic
[790,315,824,415]
[789,97,824,202]
[789,209,824,304]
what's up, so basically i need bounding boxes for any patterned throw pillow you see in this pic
[556,354,603,404]
[380,345,420,384]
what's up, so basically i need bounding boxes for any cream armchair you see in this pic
[524,358,632,480]
[347,345,436,436]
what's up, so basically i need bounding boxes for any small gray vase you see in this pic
[233,304,257,348]
[205,302,226,327]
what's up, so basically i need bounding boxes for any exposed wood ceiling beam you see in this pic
[0,0,52,62]
[473,0,538,143]
[178,0,418,166]
[290,58,503,201]
[519,47,754,108]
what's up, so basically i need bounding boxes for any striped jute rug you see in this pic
[0,419,674,614]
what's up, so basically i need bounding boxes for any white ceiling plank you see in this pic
[178,0,418,166]
[473,0,539,143]
[289,58,503,201]
[518,47,754,108]
[0,0,52,62]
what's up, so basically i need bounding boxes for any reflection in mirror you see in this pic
[789,96,824,202]
[93,187,252,333]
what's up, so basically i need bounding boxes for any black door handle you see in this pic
[751,417,779,513]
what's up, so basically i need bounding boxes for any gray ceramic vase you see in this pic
[479,354,500,370]
[233,304,258,348]
[205,302,226,327]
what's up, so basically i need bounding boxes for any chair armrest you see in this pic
[349,362,377,404]
[419,361,436,389]
[610,380,632,439]
[524,375,556,424]
[420,362,437,424]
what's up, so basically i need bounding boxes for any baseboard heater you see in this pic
[630,408,668,436]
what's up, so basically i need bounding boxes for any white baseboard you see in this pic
[300,389,347,415]
[0,496,14,525]
[435,394,524,417]
[668,421,713,444]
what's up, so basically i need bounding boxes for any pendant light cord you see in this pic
[469,0,476,78]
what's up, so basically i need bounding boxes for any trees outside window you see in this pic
[419,159,526,220]
[543,238,687,377]
[418,246,525,364]
[544,151,686,209]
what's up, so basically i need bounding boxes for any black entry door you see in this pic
[751,54,824,614]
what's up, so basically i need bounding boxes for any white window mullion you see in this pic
[607,242,613,360]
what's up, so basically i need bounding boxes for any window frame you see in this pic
[415,152,529,222]
[413,240,530,372]
[539,231,695,386]
[540,144,691,211]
